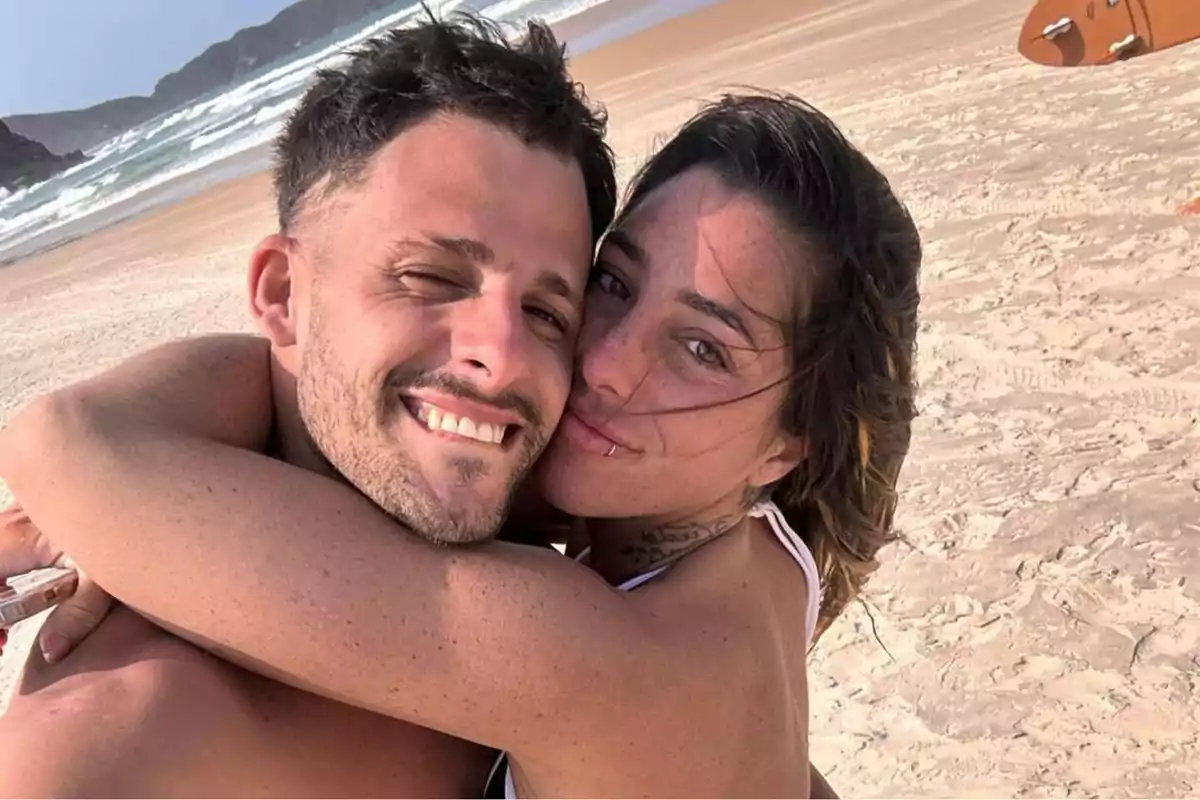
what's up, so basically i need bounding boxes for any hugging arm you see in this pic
[0,334,275,452]
[0,337,778,774]
[0,335,274,659]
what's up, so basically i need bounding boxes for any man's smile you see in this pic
[400,394,525,450]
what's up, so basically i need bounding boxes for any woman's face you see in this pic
[535,166,808,521]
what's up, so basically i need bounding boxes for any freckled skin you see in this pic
[0,113,594,798]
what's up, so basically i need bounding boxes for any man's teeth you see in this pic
[414,402,507,445]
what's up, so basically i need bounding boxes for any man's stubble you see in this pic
[294,288,539,545]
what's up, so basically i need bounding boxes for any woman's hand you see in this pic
[0,503,115,663]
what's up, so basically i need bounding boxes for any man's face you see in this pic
[287,113,593,544]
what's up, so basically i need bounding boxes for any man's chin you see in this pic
[402,484,512,547]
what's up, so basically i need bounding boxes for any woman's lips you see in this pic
[559,407,634,456]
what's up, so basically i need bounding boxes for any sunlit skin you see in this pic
[0,140,832,800]
[0,111,596,798]
[537,167,808,574]
[261,111,594,543]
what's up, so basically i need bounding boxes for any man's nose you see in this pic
[448,296,526,391]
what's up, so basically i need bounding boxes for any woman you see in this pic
[2,93,919,796]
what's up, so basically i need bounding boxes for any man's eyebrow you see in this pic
[536,271,579,303]
[677,290,755,346]
[387,235,579,303]
[604,229,647,265]
[382,234,494,264]
[425,233,495,263]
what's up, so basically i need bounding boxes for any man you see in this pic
[0,12,616,796]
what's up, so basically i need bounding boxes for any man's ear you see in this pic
[248,233,298,348]
[749,430,807,492]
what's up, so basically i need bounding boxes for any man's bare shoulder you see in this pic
[13,606,208,697]
[4,606,495,797]
[0,608,217,796]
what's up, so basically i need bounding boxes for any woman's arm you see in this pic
[0,356,742,765]
[0,334,275,661]
[3,334,275,450]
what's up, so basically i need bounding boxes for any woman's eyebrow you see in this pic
[605,229,647,265]
[676,289,754,346]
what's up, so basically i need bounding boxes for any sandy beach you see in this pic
[3,0,1199,795]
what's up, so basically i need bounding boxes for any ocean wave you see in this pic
[477,0,608,25]
[78,124,281,218]
[0,122,283,255]
[3,0,627,258]
[0,182,100,239]
[141,108,194,142]
[189,117,258,152]
[252,98,300,126]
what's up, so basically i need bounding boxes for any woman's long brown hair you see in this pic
[621,93,922,637]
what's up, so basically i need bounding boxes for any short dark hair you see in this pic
[623,93,922,638]
[273,12,616,242]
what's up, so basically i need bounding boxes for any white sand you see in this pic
[2,0,1198,794]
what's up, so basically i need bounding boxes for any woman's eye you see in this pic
[590,268,631,301]
[685,338,728,370]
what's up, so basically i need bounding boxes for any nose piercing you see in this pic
[605,444,617,457]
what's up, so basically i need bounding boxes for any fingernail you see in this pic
[40,633,67,664]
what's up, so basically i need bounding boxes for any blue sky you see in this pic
[0,0,300,116]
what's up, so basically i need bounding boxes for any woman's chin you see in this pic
[533,440,612,517]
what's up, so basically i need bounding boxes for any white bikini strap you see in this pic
[749,501,821,643]
[574,546,671,591]
[615,565,671,591]
[505,765,517,800]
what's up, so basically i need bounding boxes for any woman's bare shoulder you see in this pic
[630,524,810,670]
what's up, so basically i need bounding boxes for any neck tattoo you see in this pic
[616,513,744,581]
